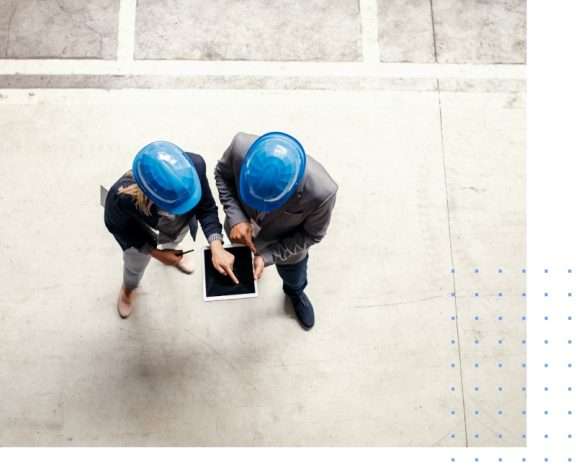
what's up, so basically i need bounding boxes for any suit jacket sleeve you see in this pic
[190,155,224,242]
[259,193,337,266]
[214,135,250,228]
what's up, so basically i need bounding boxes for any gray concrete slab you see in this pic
[377,0,435,63]
[432,0,526,64]
[0,75,526,94]
[0,0,120,59]
[439,79,526,93]
[440,91,526,445]
[441,91,525,274]
[0,74,438,91]
[0,90,468,445]
[134,0,361,61]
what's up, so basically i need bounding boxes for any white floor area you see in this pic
[0,88,525,446]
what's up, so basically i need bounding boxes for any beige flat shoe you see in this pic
[175,256,194,275]
[117,287,135,319]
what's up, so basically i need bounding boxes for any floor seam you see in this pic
[0,60,526,80]
[429,0,438,63]
[436,78,469,447]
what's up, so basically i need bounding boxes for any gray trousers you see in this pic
[123,227,187,290]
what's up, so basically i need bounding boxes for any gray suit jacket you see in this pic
[214,132,338,266]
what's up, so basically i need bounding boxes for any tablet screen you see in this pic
[203,245,257,300]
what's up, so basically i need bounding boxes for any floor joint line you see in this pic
[436,78,469,446]
[429,0,439,63]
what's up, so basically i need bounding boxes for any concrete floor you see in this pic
[0,0,525,447]
[0,0,525,63]
[0,87,525,446]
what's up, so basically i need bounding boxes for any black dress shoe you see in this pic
[287,292,315,330]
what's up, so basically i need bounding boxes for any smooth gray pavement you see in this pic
[0,0,525,63]
[136,0,362,61]
[0,0,119,59]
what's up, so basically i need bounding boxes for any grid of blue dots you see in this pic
[449,267,526,458]
[540,268,574,464]
[449,268,574,464]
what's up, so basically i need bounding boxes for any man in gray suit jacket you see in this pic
[215,131,338,330]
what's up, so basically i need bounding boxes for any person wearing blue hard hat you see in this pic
[215,132,338,330]
[105,141,238,318]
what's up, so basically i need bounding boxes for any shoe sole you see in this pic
[117,290,133,319]
[174,263,194,275]
[298,321,313,331]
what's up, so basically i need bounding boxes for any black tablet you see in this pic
[202,245,258,301]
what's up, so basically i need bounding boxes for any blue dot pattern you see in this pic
[447,264,526,454]
[445,266,576,464]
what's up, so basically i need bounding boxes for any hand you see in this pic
[253,255,265,280]
[151,248,183,266]
[230,222,257,253]
[211,241,239,284]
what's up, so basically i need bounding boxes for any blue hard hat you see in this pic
[132,141,202,215]
[239,132,307,212]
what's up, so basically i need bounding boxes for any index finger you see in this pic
[223,265,240,284]
[244,235,257,253]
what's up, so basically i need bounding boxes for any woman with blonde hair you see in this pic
[104,141,237,318]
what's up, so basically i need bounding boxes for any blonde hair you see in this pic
[117,170,153,216]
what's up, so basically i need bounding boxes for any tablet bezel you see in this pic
[201,243,259,302]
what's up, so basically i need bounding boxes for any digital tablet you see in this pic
[202,244,258,301]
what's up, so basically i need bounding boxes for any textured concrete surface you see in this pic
[0,0,526,449]
[135,0,361,61]
[377,0,435,63]
[0,0,119,59]
[438,79,526,93]
[0,75,526,93]
[441,92,526,446]
[0,88,525,446]
[0,0,526,64]
[433,0,526,64]
[0,74,438,91]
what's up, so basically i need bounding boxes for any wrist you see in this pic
[230,219,250,232]
[210,239,224,252]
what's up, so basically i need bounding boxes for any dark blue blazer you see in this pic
[104,152,222,251]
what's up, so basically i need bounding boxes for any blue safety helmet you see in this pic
[132,141,202,215]
[239,132,307,212]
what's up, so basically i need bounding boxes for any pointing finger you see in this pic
[224,265,240,284]
[246,237,257,253]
